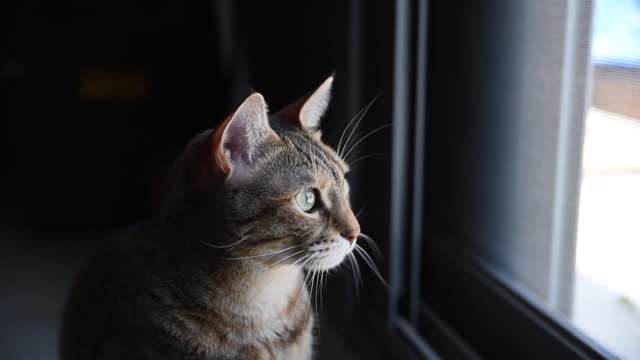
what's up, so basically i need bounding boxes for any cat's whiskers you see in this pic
[342,123,391,161]
[316,266,323,312]
[223,244,304,260]
[348,252,361,300]
[267,249,307,268]
[291,253,312,268]
[166,213,257,253]
[287,255,317,337]
[336,99,369,157]
[321,264,329,311]
[345,152,384,169]
[337,94,380,158]
[312,259,321,329]
[200,234,251,249]
[261,242,299,262]
[358,232,382,259]
[351,252,363,286]
[353,244,388,287]
[302,258,319,332]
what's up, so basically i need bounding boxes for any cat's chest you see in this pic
[223,283,313,360]
[246,265,303,315]
[239,265,308,338]
[186,265,312,357]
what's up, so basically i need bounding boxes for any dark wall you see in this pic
[2,0,227,228]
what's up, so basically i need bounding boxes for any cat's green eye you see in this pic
[295,190,316,212]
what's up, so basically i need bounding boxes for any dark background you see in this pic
[1,1,396,359]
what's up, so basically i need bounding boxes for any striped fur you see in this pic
[60,78,360,360]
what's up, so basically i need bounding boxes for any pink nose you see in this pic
[341,226,360,244]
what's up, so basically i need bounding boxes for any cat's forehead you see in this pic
[277,127,349,175]
[246,137,346,196]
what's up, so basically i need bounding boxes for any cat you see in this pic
[60,75,363,360]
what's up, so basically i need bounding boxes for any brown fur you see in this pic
[60,77,358,360]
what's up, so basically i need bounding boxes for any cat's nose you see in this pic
[340,223,360,244]
[338,208,360,244]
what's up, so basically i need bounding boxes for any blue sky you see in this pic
[592,0,640,65]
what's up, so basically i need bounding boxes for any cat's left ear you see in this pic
[212,93,280,182]
[276,75,333,134]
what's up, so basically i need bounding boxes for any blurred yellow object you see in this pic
[79,68,148,101]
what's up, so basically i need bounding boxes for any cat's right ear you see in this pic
[212,93,280,183]
[275,75,333,134]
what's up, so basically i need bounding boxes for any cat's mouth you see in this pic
[304,237,354,271]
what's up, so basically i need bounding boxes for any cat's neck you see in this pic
[211,262,304,318]
[240,263,304,316]
[153,220,307,321]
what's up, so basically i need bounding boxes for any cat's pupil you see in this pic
[296,190,316,212]
[305,191,315,204]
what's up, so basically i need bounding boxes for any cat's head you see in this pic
[211,76,360,271]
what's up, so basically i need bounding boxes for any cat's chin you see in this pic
[304,237,354,271]
[310,254,348,271]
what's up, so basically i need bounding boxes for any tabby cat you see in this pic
[60,76,364,359]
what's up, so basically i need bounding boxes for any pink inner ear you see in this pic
[274,76,333,131]
[300,76,332,129]
[213,92,279,183]
[222,121,250,165]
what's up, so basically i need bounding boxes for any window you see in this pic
[386,0,633,358]
[573,0,640,358]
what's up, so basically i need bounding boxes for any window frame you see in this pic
[387,0,618,358]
